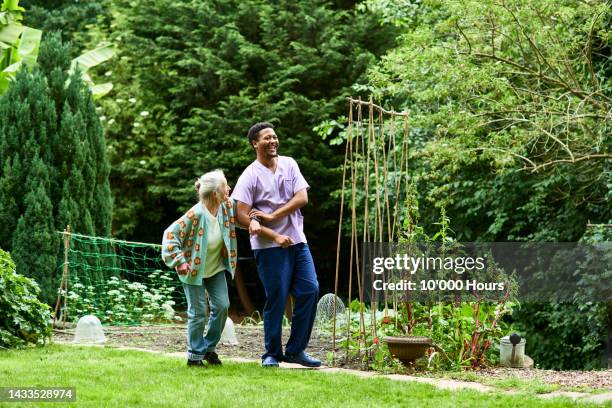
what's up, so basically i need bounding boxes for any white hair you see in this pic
[195,170,227,203]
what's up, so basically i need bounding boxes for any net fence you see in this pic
[55,231,186,326]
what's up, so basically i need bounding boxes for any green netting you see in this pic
[56,232,185,326]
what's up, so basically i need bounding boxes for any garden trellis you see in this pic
[53,227,184,326]
[332,97,410,363]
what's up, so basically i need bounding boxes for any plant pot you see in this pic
[383,336,432,364]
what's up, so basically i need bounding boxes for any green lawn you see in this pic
[0,345,597,407]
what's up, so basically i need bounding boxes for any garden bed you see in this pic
[52,325,611,391]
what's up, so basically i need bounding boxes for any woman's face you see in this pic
[219,182,231,201]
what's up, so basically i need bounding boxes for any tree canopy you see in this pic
[92,0,397,277]
[361,0,610,241]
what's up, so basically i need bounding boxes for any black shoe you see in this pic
[283,351,321,367]
[187,359,204,367]
[204,351,222,366]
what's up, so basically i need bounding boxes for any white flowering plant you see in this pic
[66,270,181,324]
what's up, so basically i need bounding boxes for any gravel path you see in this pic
[472,367,612,389]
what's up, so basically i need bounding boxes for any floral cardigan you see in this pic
[161,199,237,285]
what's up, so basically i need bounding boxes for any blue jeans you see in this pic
[182,271,229,361]
[254,243,319,360]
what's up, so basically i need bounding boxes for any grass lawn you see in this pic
[0,345,598,407]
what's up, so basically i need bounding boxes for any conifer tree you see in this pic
[11,155,58,303]
[0,69,56,246]
[0,33,112,302]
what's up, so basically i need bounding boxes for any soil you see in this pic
[52,324,611,390]
[52,324,333,363]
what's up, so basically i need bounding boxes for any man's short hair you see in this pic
[247,122,275,146]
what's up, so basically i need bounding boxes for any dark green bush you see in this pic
[512,226,611,369]
[512,302,608,370]
[0,248,52,348]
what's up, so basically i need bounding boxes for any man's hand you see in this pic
[274,234,294,248]
[247,189,308,225]
[249,219,262,236]
[176,262,190,275]
[249,209,276,223]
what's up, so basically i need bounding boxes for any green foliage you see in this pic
[328,299,514,371]
[0,247,51,348]
[16,1,116,98]
[329,207,516,371]
[0,33,112,303]
[21,0,111,53]
[361,0,610,242]
[0,67,60,303]
[512,225,611,370]
[11,164,57,299]
[326,0,611,369]
[398,206,515,370]
[404,301,514,370]
[91,0,397,257]
[512,302,608,370]
[581,224,612,244]
[0,0,42,94]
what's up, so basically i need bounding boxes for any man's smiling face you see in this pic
[253,127,279,159]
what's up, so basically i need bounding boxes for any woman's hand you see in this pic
[248,209,276,223]
[249,219,262,236]
[176,262,190,275]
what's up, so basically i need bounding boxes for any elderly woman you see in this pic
[162,170,238,367]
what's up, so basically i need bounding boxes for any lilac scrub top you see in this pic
[231,156,310,250]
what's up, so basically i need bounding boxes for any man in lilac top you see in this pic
[232,122,320,368]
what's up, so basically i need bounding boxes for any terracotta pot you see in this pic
[383,336,432,364]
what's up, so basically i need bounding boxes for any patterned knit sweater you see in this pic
[161,199,237,285]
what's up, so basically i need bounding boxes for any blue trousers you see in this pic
[182,271,230,361]
[254,243,319,360]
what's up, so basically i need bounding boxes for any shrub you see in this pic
[0,248,52,348]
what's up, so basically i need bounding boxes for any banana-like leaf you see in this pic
[17,26,40,67]
[0,1,40,96]
[2,0,25,12]
[81,72,93,85]
[91,83,113,99]
[0,22,22,44]
[70,44,116,74]
[0,75,8,93]
[2,59,19,72]
[67,44,116,99]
